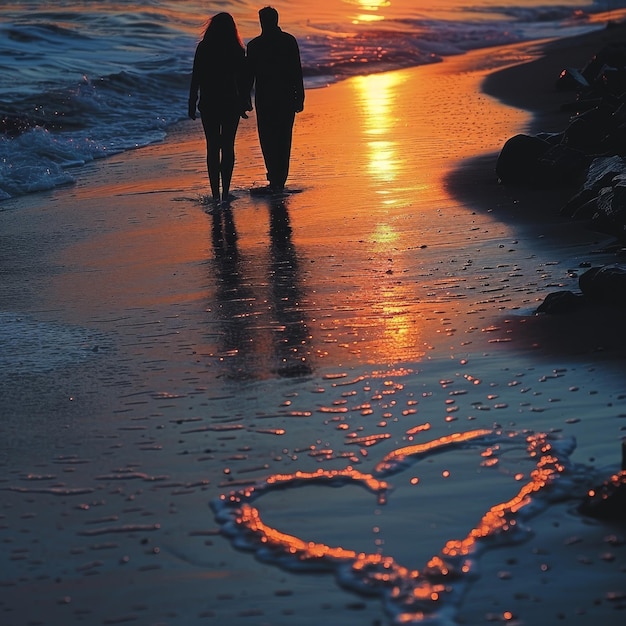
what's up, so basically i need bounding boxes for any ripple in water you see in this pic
[0,312,107,375]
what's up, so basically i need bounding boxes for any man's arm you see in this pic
[244,40,258,103]
[290,35,305,112]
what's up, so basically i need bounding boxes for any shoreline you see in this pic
[1,26,626,626]
[483,21,626,133]
[448,21,626,363]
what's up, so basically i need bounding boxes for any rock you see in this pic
[561,156,626,218]
[535,290,586,314]
[496,134,587,186]
[556,67,590,91]
[536,131,565,145]
[560,96,604,113]
[578,439,626,521]
[536,143,589,183]
[535,264,626,313]
[600,99,626,152]
[578,470,626,520]
[498,35,626,235]
[561,106,613,152]
[579,264,626,305]
[581,41,626,86]
[591,180,626,238]
[496,134,552,185]
[584,156,626,190]
[600,66,626,96]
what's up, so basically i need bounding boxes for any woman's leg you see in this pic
[219,114,240,202]
[201,114,221,201]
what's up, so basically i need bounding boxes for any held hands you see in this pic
[241,98,253,119]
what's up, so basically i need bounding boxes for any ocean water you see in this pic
[1,0,625,200]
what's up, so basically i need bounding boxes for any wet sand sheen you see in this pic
[1,28,626,626]
[41,47,535,373]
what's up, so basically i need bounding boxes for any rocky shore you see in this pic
[486,22,626,326]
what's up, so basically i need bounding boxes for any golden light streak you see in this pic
[353,14,385,23]
[347,0,391,23]
[375,429,493,475]
[348,0,391,10]
[353,72,404,183]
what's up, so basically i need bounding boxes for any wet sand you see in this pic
[1,25,626,626]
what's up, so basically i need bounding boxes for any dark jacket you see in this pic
[189,39,250,116]
[247,27,304,112]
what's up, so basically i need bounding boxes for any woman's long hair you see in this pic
[202,12,244,54]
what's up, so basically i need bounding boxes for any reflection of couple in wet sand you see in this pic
[209,197,312,380]
[188,6,305,204]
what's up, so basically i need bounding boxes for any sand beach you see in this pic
[1,23,625,626]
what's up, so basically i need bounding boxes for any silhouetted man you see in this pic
[247,6,304,193]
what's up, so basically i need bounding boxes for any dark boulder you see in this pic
[600,66,626,96]
[555,67,590,92]
[561,155,626,218]
[535,290,586,314]
[581,41,626,87]
[498,33,626,236]
[579,264,626,305]
[536,143,589,183]
[579,439,626,521]
[496,134,588,186]
[578,470,626,520]
[591,180,626,237]
[496,134,551,185]
[561,106,613,152]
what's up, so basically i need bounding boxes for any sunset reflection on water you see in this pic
[354,72,404,186]
[57,30,531,381]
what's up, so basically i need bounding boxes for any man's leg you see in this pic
[257,108,295,190]
[273,111,295,189]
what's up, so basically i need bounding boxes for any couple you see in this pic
[188,7,305,204]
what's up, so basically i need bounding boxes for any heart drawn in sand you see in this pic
[212,429,576,624]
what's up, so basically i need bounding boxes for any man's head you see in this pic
[259,6,279,31]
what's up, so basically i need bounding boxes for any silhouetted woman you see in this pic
[189,13,250,203]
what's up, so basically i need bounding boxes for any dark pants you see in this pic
[201,111,240,200]
[256,104,295,189]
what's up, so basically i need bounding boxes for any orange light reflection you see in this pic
[346,71,431,361]
[216,431,573,622]
[353,72,404,186]
[375,429,493,475]
[441,438,567,559]
[348,0,390,24]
